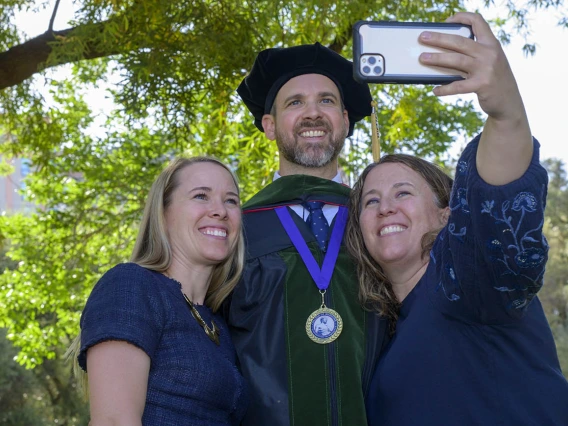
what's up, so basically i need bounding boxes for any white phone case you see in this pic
[353,21,474,84]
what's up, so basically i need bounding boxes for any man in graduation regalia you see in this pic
[224,42,389,425]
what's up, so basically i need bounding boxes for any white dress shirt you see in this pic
[273,171,342,225]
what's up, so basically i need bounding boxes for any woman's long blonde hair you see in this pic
[129,157,244,311]
[67,156,244,396]
[345,154,452,334]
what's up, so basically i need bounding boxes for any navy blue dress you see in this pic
[367,136,568,425]
[79,263,248,425]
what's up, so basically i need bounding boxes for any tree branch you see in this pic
[327,24,354,54]
[0,21,121,91]
[48,0,62,33]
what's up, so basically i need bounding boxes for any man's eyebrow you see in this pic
[319,91,339,101]
[281,91,340,106]
[282,93,305,105]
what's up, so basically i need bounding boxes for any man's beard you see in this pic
[275,120,347,168]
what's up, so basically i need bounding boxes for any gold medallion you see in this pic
[306,307,343,344]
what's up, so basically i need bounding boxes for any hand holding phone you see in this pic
[418,12,523,122]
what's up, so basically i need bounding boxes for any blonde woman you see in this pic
[71,157,248,425]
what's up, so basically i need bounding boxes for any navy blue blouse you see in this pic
[79,263,248,425]
[367,136,568,425]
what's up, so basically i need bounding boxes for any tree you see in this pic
[0,328,90,424]
[0,0,566,371]
[541,158,568,374]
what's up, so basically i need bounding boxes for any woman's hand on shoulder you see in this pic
[87,340,149,426]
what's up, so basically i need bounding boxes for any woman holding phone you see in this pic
[346,12,568,425]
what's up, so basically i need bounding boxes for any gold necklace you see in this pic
[182,293,220,345]
[164,273,220,346]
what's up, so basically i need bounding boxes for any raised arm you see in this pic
[87,340,150,426]
[420,12,533,185]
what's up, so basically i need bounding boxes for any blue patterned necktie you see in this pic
[303,201,330,251]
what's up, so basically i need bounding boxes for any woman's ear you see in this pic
[440,207,450,226]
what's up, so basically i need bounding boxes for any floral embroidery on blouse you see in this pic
[442,263,461,301]
[452,188,470,214]
[432,230,462,302]
[440,187,547,308]
[448,188,469,242]
[456,160,468,175]
[480,188,547,309]
[433,144,548,311]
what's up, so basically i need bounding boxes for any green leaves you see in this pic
[540,159,568,376]
[0,0,565,369]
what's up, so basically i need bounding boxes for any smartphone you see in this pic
[352,21,474,84]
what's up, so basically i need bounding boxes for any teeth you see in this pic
[202,228,227,237]
[300,130,325,137]
[380,225,406,236]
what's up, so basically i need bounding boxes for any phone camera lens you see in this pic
[373,66,383,75]
[368,56,376,65]
[363,66,371,74]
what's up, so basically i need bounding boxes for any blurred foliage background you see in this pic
[1,0,567,423]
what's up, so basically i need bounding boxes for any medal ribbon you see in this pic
[275,206,348,291]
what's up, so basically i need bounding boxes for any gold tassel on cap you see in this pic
[371,100,380,162]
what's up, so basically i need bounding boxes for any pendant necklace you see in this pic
[164,273,220,346]
[275,206,347,344]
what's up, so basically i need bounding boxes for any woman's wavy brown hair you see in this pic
[345,154,453,333]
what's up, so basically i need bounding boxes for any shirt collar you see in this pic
[274,170,343,184]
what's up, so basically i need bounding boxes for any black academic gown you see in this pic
[224,174,389,426]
